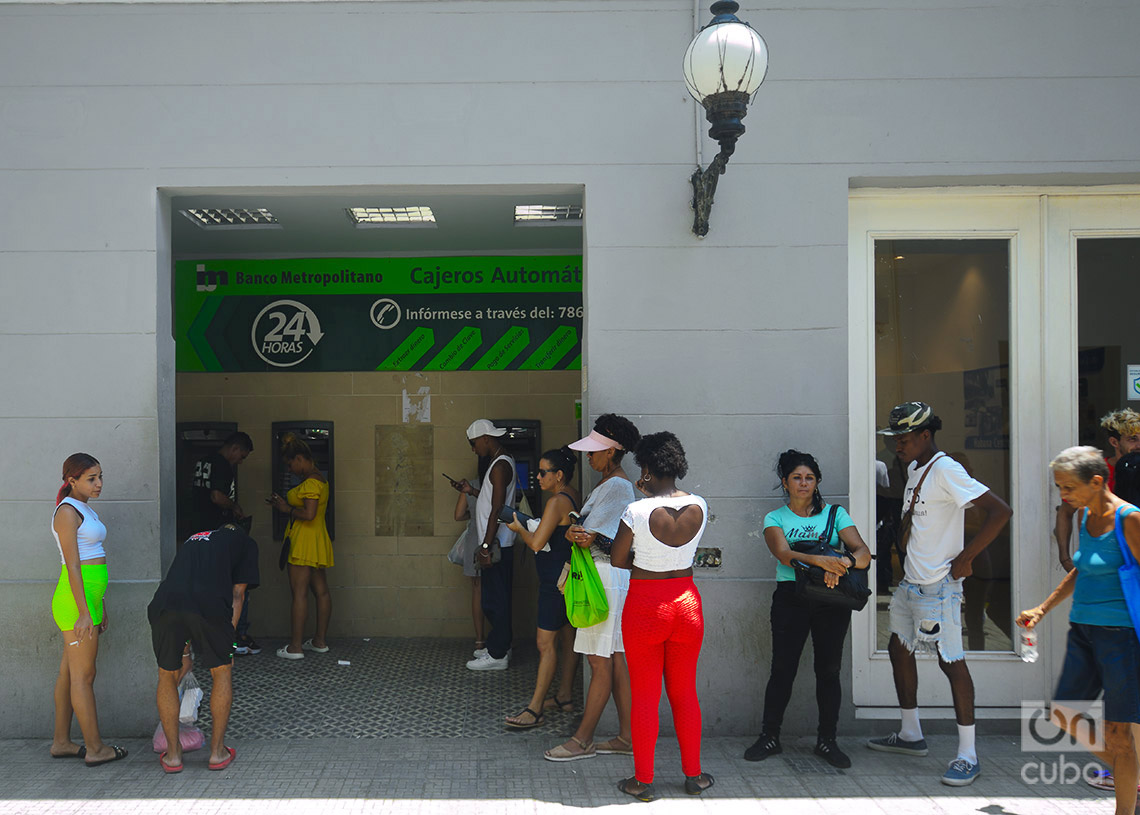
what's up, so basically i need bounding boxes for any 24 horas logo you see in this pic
[250,300,325,367]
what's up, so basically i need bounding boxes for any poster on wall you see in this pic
[963,364,1010,450]
[175,256,582,372]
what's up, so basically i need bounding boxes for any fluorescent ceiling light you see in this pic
[514,205,583,225]
[180,208,281,229]
[347,206,437,228]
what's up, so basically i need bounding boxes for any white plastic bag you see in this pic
[178,671,203,724]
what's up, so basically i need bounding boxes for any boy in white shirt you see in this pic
[867,402,1012,787]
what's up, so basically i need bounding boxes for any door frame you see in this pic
[843,188,1140,713]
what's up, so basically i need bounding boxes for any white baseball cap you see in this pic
[466,419,506,440]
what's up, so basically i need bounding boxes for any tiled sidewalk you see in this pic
[2,734,1118,814]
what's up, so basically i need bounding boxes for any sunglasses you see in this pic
[537,468,558,476]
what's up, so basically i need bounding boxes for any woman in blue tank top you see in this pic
[1018,446,1140,814]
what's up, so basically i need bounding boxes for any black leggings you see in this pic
[761,581,851,740]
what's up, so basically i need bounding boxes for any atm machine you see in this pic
[489,419,541,512]
[271,421,335,541]
[175,421,237,541]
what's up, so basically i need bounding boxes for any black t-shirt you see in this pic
[149,527,260,622]
[192,452,235,532]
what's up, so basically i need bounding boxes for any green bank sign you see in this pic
[175,256,583,372]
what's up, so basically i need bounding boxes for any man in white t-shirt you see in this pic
[867,402,1012,788]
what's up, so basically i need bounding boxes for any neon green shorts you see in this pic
[51,563,108,631]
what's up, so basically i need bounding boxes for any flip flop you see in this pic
[50,745,86,759]
[159,752,183,774]
[505,707,544,730]
[208,746,236,771]
[617,776,657,802]
[86,745,128,767]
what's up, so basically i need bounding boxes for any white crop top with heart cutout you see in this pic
[620,494,708,572]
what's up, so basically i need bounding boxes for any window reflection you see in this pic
[874,239,1013,652]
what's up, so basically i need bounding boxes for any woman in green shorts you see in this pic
[49,453,127,766]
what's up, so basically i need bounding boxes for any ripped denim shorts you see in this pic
[888,577,965,663]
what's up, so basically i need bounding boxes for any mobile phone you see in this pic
[441,472,459,484]
[568,511,581,524]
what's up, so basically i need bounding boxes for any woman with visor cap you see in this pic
[543,414,641,761]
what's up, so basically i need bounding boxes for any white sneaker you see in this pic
[466,652,509,671]
[472,647,489,658]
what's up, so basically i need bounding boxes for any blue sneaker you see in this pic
[866,732,929,756]
[941,758,981,786]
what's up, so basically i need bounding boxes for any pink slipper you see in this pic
[208,746,236,771]
[159,751,182,774]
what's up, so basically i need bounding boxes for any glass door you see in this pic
[850,193,1049,710]
[873,239,1013,654]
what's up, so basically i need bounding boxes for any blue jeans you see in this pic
[888,577,965,662]
[1055,622,1140,723]
[481,548,514,659]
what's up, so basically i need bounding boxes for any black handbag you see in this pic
[789,505,872,611]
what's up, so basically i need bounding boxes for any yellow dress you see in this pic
[286,477,334,568]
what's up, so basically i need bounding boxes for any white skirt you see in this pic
[573,559,629,657]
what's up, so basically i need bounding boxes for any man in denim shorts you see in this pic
[867,402,1011,787]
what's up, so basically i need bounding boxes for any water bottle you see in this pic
[1019,627,1039,663]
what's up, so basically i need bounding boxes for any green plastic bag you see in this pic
[565,544,609,628]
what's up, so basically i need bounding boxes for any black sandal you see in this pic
[505,707,544,730]
[86,745,128,767]
[543,696,574,713]
[618,776,657,802]
[51,745,86,759]
[684,772,715,795]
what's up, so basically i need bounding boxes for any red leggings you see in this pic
[621,576,704,783]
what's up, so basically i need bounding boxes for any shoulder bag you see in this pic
[789,505,872,611]
[1112,507,1140,640]
[896,453,945,554]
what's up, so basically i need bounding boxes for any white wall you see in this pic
[4,0,1140,736]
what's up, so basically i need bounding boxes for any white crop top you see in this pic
[52,497,107,564]
[621,494,708,572]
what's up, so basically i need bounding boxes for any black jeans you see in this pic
[480,546,515,659]
[761,581,851,740]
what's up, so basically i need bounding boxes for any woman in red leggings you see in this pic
[611,431,711,801]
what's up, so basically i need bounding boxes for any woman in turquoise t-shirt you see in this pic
[744,450,872,769]
[1019,446,1140,814]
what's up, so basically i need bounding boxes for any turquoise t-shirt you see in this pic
[764,503,855,582]
[1071,505,1138,628]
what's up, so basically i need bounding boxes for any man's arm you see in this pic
[1054,502,1076,571]
[231,583,248,629]
[210,488,244,518]
[476,460,512,565]
[950,490,1012,579]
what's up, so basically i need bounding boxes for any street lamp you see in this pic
[683,1,769,237]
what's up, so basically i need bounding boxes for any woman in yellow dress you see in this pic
[269,433,333,660]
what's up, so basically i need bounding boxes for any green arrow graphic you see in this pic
[187,296,224,372]
[520,326,578,370]
[565,354,582,371]
[375,328,435,371]
[472,326,530,370]
[424,327,482,371]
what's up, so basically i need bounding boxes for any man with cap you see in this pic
[867,402,1011,787]
[453,419,518,671]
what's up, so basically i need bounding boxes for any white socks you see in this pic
[899,708,923,742]
[957,724,977,764]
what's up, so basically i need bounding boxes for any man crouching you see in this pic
[149,523,260,773]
